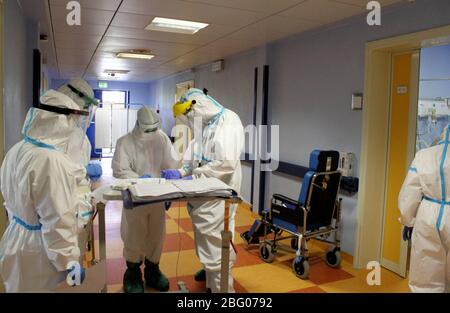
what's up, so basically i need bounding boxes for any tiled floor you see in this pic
[88,159,410,293]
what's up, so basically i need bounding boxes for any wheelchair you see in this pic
[241,150,343,279]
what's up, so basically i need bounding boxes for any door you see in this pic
[380,51,420,277]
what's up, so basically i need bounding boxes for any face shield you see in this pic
[39,102,96,150]
[65,84,99,146]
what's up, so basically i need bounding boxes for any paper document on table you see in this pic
[171,178,234,194]
[111,178,166,191]
[129,182,181,197]
[128,177,237,201]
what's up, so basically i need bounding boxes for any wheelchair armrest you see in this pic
[272,194,303,209]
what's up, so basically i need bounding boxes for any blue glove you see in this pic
[402,226,413,241]
[140,174,152,178]
[182,176,193,180]
[161,169,182,180]
[66,262,86,286]
[86,163,102,181]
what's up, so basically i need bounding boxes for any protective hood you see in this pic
[22,90,80,151]
[136,106,160,132]
[182,88,224,127]
[57,78,95,109]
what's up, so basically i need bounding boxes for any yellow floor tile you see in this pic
[233,232,245,245]
[167,205,190,219]
[234,213,257,227]
[234,263,314,293]
[166,218,183,234]
[159,249,202,278]
[319,266,410,293]
[185,231,195,240]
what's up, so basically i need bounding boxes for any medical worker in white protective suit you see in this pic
[59,80,100,258]
[161,88,244,293]
[0,78,98,292]
[112,106,180,293]
[399,124,450,293]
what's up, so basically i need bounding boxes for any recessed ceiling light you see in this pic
[116,50,155,60]
[145,17,209,35]
[104,69,130,75]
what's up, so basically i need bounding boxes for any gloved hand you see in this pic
[140,173,152,178]
[66,262,86,286]
[86,163,102,181]
[182,176,193,180]
[402,226,413,241]
[161,169,182,180]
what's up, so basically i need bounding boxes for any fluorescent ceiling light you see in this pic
[145,17,209,35]
[104,69,130,74]
[117,51,155,60]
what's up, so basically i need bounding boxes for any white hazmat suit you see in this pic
[399,125,450,293]
[60,79,96,261]
[0,90,89,292]
[175,88,244,293]
[112,107,179,265]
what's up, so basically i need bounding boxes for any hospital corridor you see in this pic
[0,0,450,304]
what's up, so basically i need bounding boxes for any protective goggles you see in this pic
[67,84,100,109]
[39,103,96,132]
[139,123,158,133]
[173,99,196,118]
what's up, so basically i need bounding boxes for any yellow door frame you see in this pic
[354,24,450,269]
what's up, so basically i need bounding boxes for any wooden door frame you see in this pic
[354,25,450,269]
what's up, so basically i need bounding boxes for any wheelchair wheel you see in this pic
[325,248,341,268]
[259,242,275,263]
[292,257,310,279]
[290,238,298,250]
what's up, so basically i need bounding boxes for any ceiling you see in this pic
[23,0,406,82]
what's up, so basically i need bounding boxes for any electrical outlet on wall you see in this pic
[352,93,363,110]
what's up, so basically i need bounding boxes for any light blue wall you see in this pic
[3,0,39,150]
[51,79,152,106]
